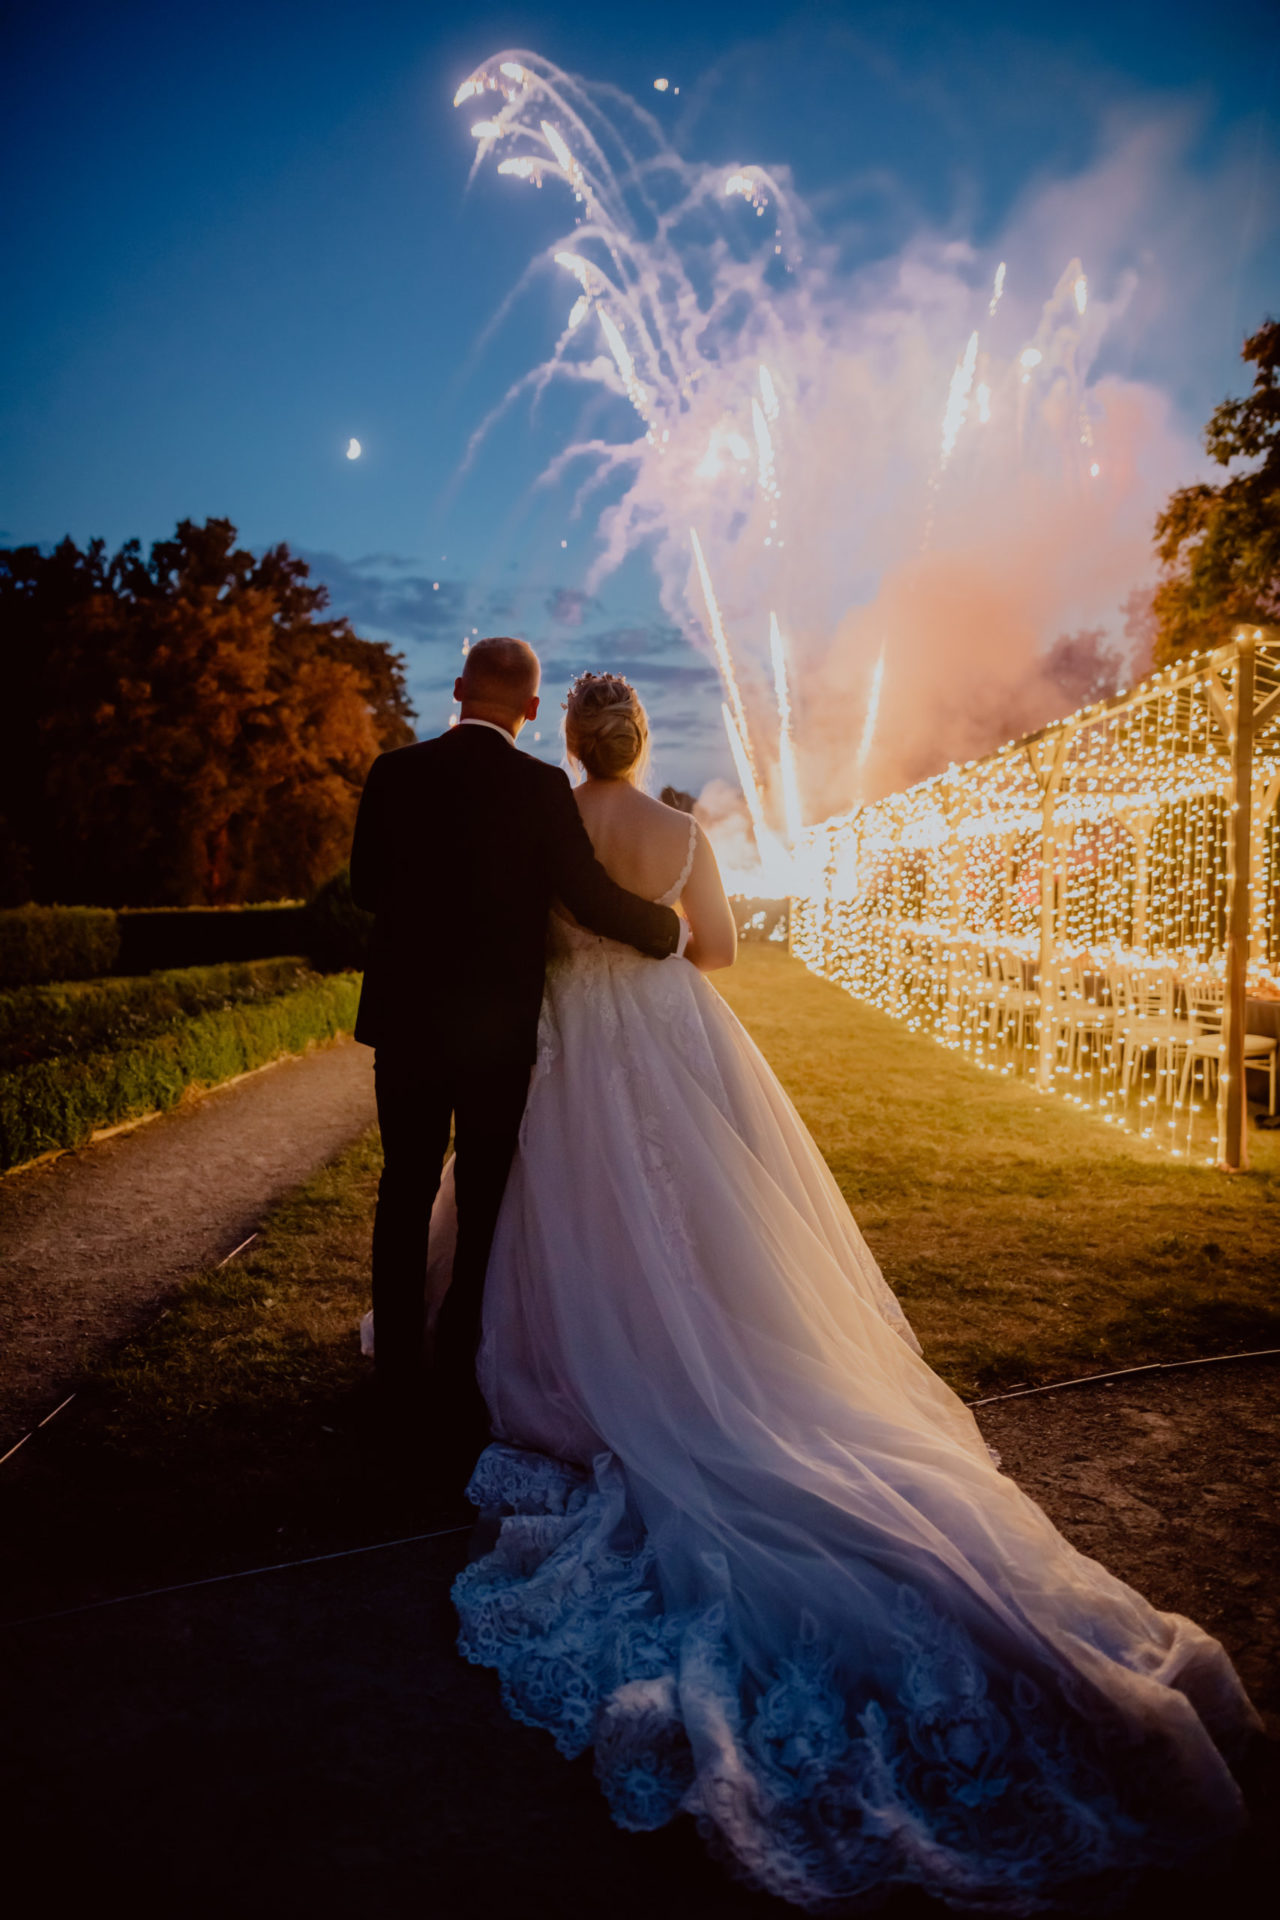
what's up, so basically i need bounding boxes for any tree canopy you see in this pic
[0,519,416,907]
[1153,318,1280,662]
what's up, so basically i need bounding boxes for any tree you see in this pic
[1152,318,1280,662]
[1042,628,1124,709]
[0,519,416,906]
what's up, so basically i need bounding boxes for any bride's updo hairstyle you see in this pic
[564,672,650,784]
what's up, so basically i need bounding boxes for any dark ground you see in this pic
[3,1360,1275,1920]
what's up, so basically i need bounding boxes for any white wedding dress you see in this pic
[386,818,1259,1912]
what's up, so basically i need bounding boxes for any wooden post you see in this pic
[999,831,1016,935]
[1127,810,1154,953]
[1033,730,1073,1091]
[944,804,965,1047]
[1218,636,1256,1170]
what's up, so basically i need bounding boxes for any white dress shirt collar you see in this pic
[457,717,516,744]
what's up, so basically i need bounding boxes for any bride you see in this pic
[417,673,1259,1912]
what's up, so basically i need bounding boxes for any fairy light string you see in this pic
[791,631,1280,1168]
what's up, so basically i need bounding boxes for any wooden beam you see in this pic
[1205,677,1231,739]
[1250,683,1280,734]
[1261,765,1280,823]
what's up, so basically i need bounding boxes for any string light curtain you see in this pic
[791,629,1280,1170]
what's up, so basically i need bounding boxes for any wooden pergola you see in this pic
[791,628,1280,1169]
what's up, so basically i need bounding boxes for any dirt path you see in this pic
[3,1366,1275,1918]
[974,1358,1280,1732]
[0,1038,376,1447]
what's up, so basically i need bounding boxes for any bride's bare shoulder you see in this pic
[579,783,691,839]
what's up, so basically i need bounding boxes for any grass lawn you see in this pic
[5,945,1278,1606]
[717,947,1279,1396]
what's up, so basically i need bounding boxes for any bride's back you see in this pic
[573,781,692,902]
[561,671,737,969]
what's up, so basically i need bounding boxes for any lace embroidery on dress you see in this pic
[454,1444,1218,1915]
[658,813,698,907]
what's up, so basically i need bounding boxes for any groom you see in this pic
[349,636,682,1463]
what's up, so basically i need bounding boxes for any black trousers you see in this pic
[371,1051,531,1442]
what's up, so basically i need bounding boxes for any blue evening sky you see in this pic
[3,1,1276,784]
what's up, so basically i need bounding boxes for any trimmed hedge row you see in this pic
[0,972,362,1173]
[0,898,339,987]
[0,907,121,989]
[0,957,313,1075]
[116,905,310,975]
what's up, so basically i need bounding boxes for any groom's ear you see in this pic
[525,693,541,721]
[454,676,465,702]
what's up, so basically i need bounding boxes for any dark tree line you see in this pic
[1154,317,1279,661]
[0,518,415,907]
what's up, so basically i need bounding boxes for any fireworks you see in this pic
[770,614,804,849]
[451,50,1126,885]
[989,262,1007,316]
[939,331,980,468]
[854,648,886,797]
[689,528,756,774]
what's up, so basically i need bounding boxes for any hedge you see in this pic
[0,907,121,989]
[116,904,311,974]
[0,972,362,1173]
[0,957,313,1075]
[306,867,372,973]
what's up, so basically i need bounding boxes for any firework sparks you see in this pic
[758,363,780,420]
[690,527,757,775]
[752,397,777,497]
[770,613,804,848]
[854,647,886,793]
[598,310,651,424]
[939,330,979,467]
[498,155,541,183]
[722,703,777,862]
[541,119,581,188]
[988,261,1007,317]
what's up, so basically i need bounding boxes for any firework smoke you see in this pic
[451,50,1255,872]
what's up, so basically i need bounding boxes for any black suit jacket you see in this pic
[349,725,682,1065]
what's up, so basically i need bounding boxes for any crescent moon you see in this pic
[346,437,362,460]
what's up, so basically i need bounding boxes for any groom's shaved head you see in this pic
[458,637,540,719]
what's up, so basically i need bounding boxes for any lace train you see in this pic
[455,1444,1243,1915]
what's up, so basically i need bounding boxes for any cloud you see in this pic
[299,548,468,648]
[297,550,728,781]
[545,585,601,628]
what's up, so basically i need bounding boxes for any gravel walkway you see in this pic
[0,1038,376,1447]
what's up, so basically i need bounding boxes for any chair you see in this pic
[1060,959,1115,1078]
[1178,981,1279,1118]
[993,948,1036,1056]
[1116,966,1188,1105]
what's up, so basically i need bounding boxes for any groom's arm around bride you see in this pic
[348,636,681,1460]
